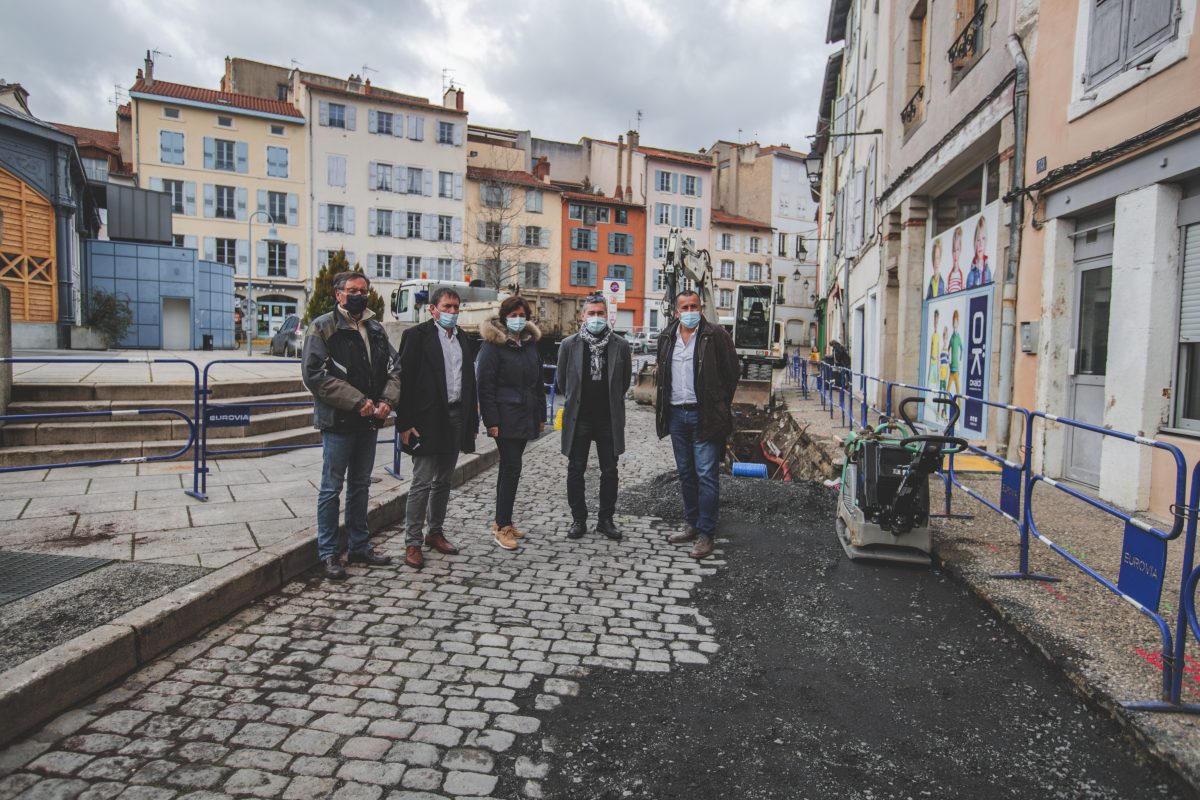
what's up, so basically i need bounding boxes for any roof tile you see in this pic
[130,79,304,120]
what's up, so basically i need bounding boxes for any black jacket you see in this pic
[476,317,546,440]
[396,318,479,454]
[654,317,740,442]
[301,308,401,432]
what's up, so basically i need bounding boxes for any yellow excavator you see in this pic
[631,227,775,409]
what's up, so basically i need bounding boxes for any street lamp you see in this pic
[246,210,284,356]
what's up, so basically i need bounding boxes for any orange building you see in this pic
[559,191,646,331]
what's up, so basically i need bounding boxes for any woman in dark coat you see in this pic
[476,296,546,550]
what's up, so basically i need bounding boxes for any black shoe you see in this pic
[596,518,622,541]
[346,547,392,566]
[567,520,586,539]
[322,555,347,580]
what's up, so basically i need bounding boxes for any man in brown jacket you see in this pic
[654,290,739,559]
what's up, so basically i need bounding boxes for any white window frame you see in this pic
[439,171,453,198]
[267,241,287,277]
[375,209,393,237]
[328,103,347,128]
[376,253,394,279]
[215,185,236,219]
[268,191,287,225]
[328,204,345,233]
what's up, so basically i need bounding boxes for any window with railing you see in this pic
[948,2,987,75]
[903,0,929,130]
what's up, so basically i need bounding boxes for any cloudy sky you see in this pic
[8,0,835,154]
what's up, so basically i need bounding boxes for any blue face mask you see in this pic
[506,317,527,333]
[584,317,609,335]
[435,311,458,330]
[680,311,702,329]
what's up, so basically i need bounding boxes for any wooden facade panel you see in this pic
[0,166,57,322]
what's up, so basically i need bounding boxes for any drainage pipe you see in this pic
[995,34,1028,458]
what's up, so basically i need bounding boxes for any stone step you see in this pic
[6,391,314,418]
[0,424,358,468]
[12,377,305,403]
[0,407,328,447]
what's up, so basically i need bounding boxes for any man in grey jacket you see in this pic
[301,271,402,580]
[555,295,632,540]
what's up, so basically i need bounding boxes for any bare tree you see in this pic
[465,148,542,291]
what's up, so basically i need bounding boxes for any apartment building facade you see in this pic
[224,59,468,314]
[128,61,307,339]
[560,191,647,329]
[710,211,774,327]
[643,148,714,332]
[465,164,562,294]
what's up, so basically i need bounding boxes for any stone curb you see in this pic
[0,444,499,747]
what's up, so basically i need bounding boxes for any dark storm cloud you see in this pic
[5,0,832,152]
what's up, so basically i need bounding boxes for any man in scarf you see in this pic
[555,294,633,541]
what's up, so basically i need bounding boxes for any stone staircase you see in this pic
[0,377,338,469]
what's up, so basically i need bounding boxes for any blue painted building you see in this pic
[86,240,236,349]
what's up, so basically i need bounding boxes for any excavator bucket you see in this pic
[733,379,772,409]
[631,362,657,405]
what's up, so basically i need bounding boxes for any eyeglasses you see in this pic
[341,289,369,296]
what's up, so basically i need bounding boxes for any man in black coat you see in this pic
[396,287,479,569]
[555,295,632,541]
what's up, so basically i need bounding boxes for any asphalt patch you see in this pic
[526,475,1193,799]
[0,561,208,672]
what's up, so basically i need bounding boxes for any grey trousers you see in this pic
[404,416,462,546]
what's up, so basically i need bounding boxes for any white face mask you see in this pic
[584,317,608,335]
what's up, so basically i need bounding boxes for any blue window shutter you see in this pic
[257,190,267,214]
[279,147,288,178]
[236,141,248,174]
[287,243,299,278]
[539,228,549,248]
[453,217,463,243]
[695,209,702,230]
[453,123,464,146]
[366,253,375,278]
[477,221,485,240]
[236,187,247,221]
[608,232,616,253]
[670,204,678,226]
[318,203,328,232]
[502,187,513,208]
[696,177,703,198]
[368,161,378,190]
[346,105,357,131]
[344,206,355,235]
[174,132,185,164]
[159,132,170,163]
[203,184,215,218]
[502,225,511,245]
[368,208,377,236]
[256,240,267,277]
[392,165,403,193]
[203,136,215,169]
[317,249,327,269]
[399,166,410,194]
[423,170,433,197]
[454,172,464,200]
[392,211,403,238]
[670,172,678,193]
[287,193,298,226]
[319,100,329,126]
[203,237,215,261]
[368,109,377,133]
[184,181,196,215]
[149,176,164,192]
[236,239,248,277]
[395,113,405,138]
[425,215,437,241]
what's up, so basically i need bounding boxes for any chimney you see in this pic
[615,135,624,199]
[443,86,464,111]
[364,78,372,93]
[347,73,362,92]
[144,50,154,87]
[533,156,551,183]
[625,129,637,203]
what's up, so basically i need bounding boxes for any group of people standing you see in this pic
[301,271,740,581]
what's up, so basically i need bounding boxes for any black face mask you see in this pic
[343,294,369,315]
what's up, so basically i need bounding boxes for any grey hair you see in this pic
[333,271,370,292]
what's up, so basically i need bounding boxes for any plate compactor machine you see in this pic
[835,397,968,565]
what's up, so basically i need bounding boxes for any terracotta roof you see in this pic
[51,122,120,153]
[637,145,714,169]
[711,209,772,230]
[130,79,304,120]
[467,166,561,191]
[302,81,467,116]
[561,191,643,208]
[758,145,808,159]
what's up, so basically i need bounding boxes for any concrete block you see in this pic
[111,550,281,662]
[0,624,137,748]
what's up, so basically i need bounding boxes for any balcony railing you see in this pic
[947,3,987,67]
[900,85,925,125]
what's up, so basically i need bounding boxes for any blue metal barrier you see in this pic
[0,356,203,495]
[542,363,558,422]
[189,358,400,500]
[0,408,196,471]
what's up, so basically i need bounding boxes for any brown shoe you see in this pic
[424,532,459,555]
[668,524,698,545]
[494,526,520,551]
[405,546,424,570]
[493,521,525,539]
[689,536,715,560]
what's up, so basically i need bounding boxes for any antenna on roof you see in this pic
[151,48,172,61]
[442,68,457,94]
[362,64,377,78]
[290,59,303,69]
[636,109,643,132]
[109,84,129,107]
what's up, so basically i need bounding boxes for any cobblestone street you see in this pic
[0,405,721,799]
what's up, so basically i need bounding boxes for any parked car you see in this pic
[270,314,304,357]
[626,332,651,354]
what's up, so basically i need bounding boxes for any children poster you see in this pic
[918,202,998,438]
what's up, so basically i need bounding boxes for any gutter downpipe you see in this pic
[996,34,1028,457]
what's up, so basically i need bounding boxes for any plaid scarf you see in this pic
[578,325,610,381]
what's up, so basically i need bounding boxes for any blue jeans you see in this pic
[668,407,723,538]
[316,428,378,560]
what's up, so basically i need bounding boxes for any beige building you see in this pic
[465,162,562,294]
[710,211,774,323]
[222,59,469,314]
[127,57,307,338]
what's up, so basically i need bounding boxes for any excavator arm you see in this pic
[660,227,719,324]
